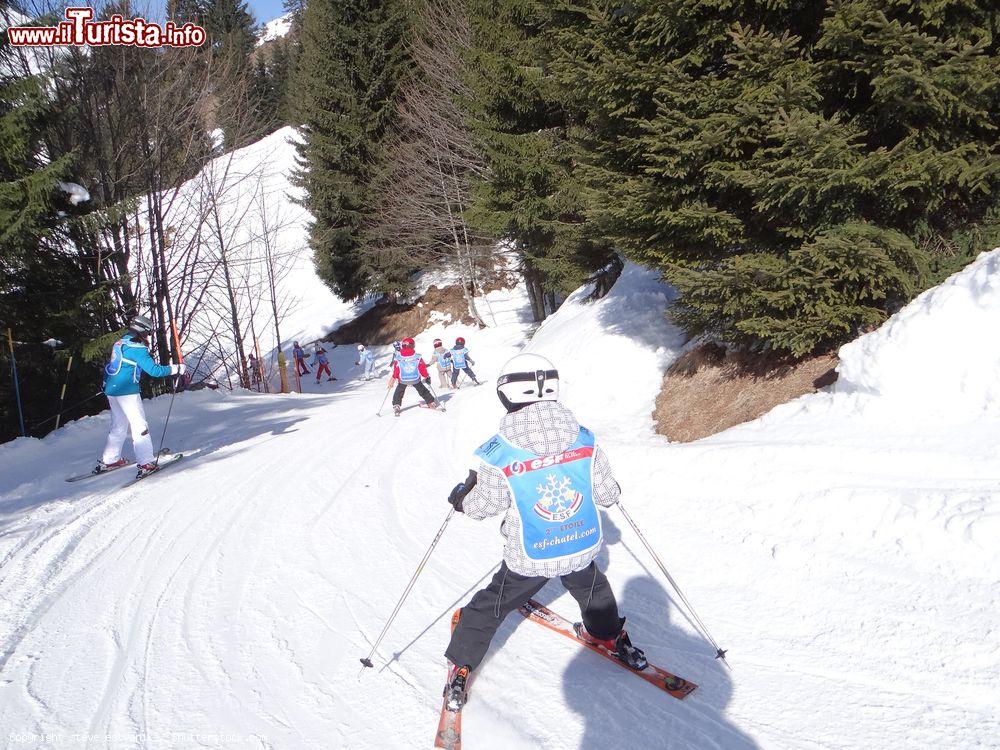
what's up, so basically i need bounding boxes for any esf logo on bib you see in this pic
[532,475,584,522]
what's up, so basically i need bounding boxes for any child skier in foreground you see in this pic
[441,353,645,709]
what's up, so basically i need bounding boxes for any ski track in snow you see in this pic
[2,263,999,749]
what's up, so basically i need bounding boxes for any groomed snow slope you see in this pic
[1,259,998,749]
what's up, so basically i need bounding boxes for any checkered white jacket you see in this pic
[463,401,620,578]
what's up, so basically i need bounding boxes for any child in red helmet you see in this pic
[388,337,439,415]
[450,336,480,387]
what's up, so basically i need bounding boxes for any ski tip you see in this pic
[359,658,374,669]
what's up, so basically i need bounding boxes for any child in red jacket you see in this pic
[388,337,439,416]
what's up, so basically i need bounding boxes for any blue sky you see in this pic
[247,0,285,25]
[146,0,286,26]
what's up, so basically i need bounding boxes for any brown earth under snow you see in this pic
[325,284,478,346]
[654,343,839,443]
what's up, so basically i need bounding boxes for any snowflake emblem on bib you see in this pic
[533,474,584,522]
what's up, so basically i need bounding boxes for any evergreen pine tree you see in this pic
[268,37,293,124]
[0,72,103,442]
[202,0,256,66]
[291,0,409,300]
[462,0,614,321]
[552,0,1000,354]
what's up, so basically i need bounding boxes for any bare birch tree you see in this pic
[367,0,497,326]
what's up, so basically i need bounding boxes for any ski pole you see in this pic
[6,328,25,437]
[360,508,455,670]
[32,390,104,430]
[376,382,392,416]
[54,354,74,430]
[155,320,184,466]
[427,380,442,408]
[617,501,730,666]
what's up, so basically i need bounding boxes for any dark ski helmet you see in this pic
[455,337,466,347]
[433,338,443,348]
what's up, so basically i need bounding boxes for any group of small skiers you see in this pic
[91,321,486,473]
[91,315,646,721]
[291,341,335,383]
[383,336,481,416]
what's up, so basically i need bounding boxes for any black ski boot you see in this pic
[393,405,401,417]
[575,620,648,671]
[444,664,471,711]
[613,629,648,671]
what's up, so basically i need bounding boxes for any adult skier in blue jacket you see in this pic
[440,353,645,710]
[98,315,184,477]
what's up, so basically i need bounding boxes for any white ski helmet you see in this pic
[130,314,154,335]
[357,344,365,351]
[496,353,559,411]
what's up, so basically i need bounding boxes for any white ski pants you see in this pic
[102,393,155,465]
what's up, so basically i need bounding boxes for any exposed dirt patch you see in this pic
[654,343,839,442]
[325,284,478,345]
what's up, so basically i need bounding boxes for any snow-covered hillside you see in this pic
[1,256,998,749]
[137,126,368,384]
[257,13,292,46]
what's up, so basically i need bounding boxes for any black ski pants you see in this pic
[445,560,621,671]
[392,380,434,407]
[450,365,478,387]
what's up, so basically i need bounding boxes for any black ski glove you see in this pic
[448,469,478,512]
[424,377,431,385]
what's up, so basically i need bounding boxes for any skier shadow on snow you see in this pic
[393,391,454,415]
[488,514,758,750]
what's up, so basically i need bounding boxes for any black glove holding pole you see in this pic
[448,469,478,512]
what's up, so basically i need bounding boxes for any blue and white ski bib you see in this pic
[398,353,422,383]
[475,428,602,563]
[451,347,468,368]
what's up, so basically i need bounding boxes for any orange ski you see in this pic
[518,599,697,700]
[434,609,464,749]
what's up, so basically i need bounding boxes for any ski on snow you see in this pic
[65,448,172,482]
[119,453,185,488]
[434,610,464,750]
[517,599,698,700]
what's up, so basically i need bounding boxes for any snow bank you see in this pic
[526,263,685,431]
[836,248,1000,418]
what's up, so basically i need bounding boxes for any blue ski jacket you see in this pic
[104,335,173,396]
